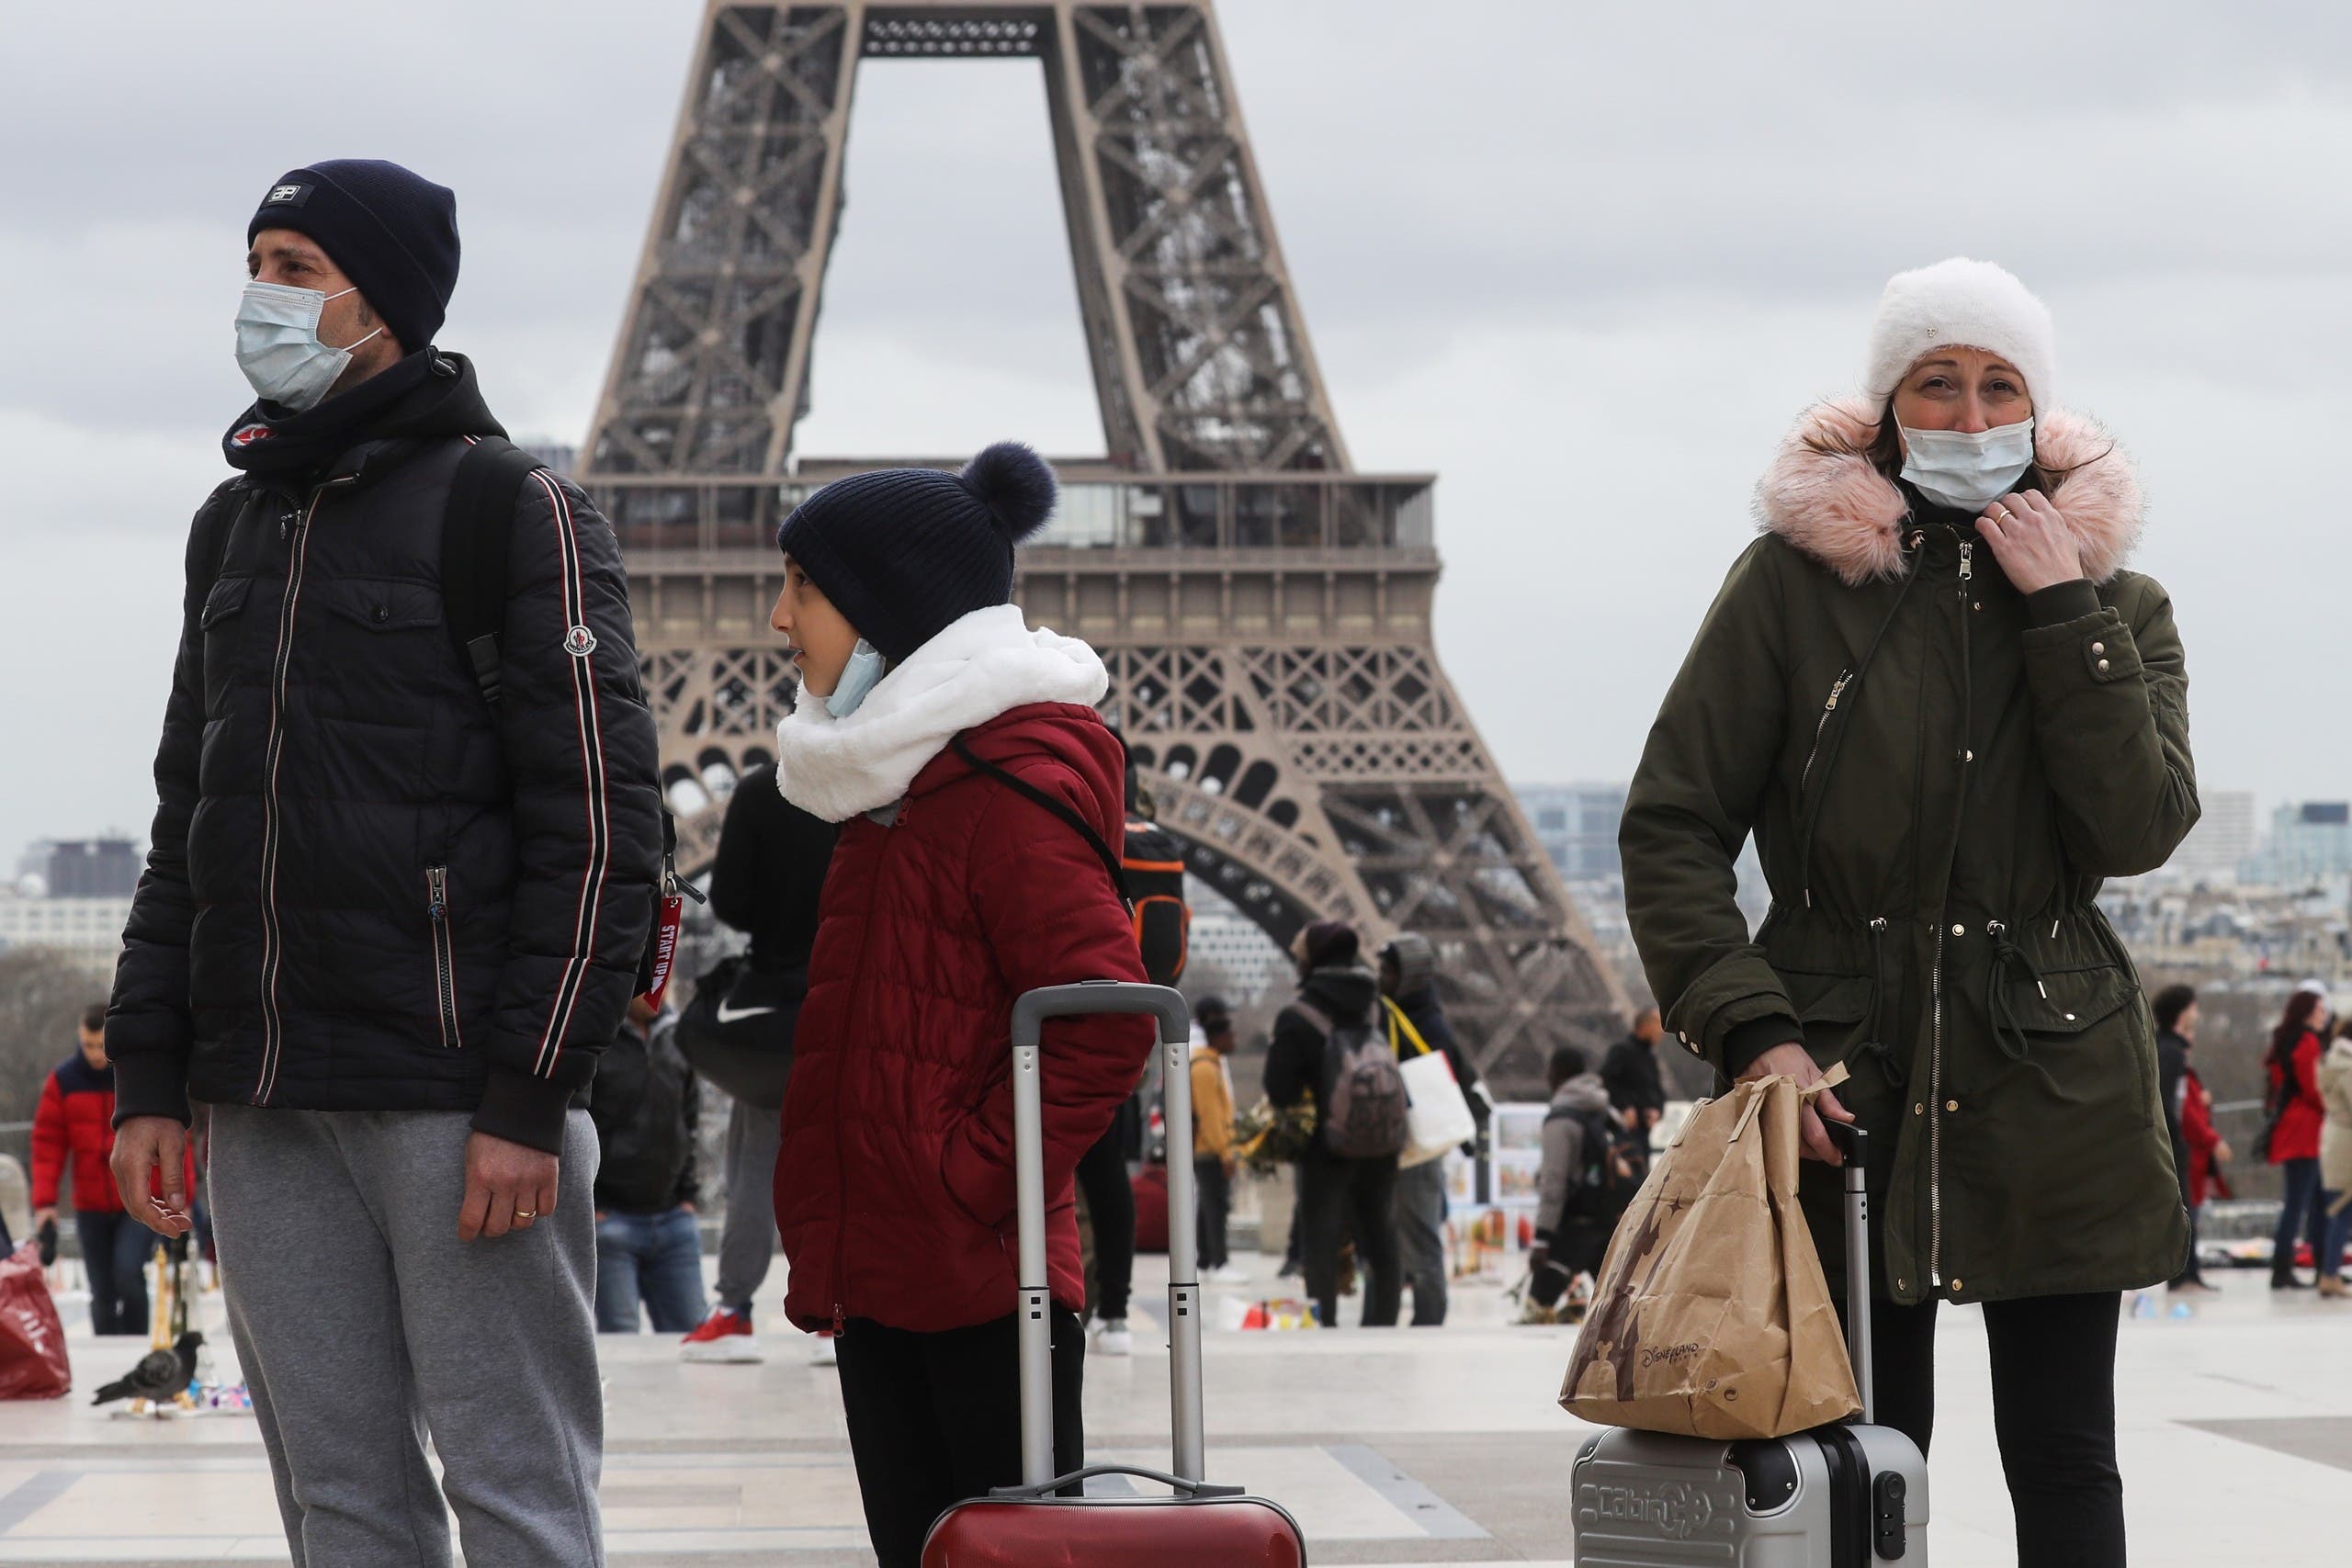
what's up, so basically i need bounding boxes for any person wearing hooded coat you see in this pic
[763,443,1152,1568]
[1264,920,1402,1328]
[1622,258,2194,1567]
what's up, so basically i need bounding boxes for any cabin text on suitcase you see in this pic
[1569,1122,1929,1565]
[921,981,1307,1567]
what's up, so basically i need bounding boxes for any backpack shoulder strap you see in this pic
[1283,998,1334,1041]
[948,731,1132,912]
[442,436,548,714]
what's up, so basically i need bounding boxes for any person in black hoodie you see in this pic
[106,161,660,1567]
[1265,920,1401,1328]
[1377,932,1488,1326]
[682,761,838,1364]
[590,998,707,1333]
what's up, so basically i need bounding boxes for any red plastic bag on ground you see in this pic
[0,1240,72,1399]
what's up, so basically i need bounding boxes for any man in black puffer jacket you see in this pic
[106,160,660,1567]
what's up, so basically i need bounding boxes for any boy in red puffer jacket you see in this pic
[764,442,1152,1568]
[31,1005,190,1334]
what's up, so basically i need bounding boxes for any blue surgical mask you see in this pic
[1898,417,2036,512]
[235,280,382,412]
[825,639,888,718]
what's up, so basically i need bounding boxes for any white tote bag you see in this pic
[1385,998,1477,1167]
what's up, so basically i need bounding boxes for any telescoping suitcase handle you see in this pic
[1009,981,1202,1489]
[1819,1119,1875,1424]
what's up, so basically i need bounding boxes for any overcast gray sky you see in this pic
[4,0,2345,862]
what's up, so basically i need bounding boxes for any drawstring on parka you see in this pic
[1985,919,2050,1064]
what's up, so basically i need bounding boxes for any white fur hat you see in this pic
[1863,258,2056,408]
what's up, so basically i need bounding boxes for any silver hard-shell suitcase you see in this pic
[1570,1122,1929,1565]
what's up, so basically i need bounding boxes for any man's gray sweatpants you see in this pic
[714,1095,783,1313]
[209,1104,605,1568]
[1393,1156,1450,1326]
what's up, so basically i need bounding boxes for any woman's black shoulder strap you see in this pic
[948,731,1133,912]
[442,436,548,714]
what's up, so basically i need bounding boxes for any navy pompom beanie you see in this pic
[248,159,459,354]
[776,443,1059,662]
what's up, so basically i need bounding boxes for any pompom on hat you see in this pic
[1863,257,2056,408]
[775,441,1059,662]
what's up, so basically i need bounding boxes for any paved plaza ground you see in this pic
[1,1251,2346,1565]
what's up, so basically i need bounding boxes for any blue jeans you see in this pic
[2320,1189,2352,1280]
[74,1210,154,1336]
[2274,1158,2326,1273]
[594,1206,708,1333]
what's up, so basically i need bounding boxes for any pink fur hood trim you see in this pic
[1754,399,2143,587]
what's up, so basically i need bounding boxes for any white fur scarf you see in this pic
[773,604,1110,823]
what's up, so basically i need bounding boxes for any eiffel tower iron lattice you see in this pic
[580,0,1629,1089]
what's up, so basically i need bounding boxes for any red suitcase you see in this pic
[1132,1161,1170,1254]
[922,982,1306,1566]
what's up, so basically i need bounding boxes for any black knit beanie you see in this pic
[248,160,460,354]
[775,443,1058,662]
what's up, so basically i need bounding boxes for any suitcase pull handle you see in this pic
[1818,1120,1874,1423]
[987,1464,1245,1502]
[1010,983,1203,1489]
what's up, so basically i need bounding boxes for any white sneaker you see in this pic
[808,1334,838,1368]
[1089,1317,1133,1358]
[1204,1263,1250,1285]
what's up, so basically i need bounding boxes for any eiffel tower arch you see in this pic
[578,0,1629,1087]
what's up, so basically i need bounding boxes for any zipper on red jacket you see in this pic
[253,482,344,1105]
[425,865,462,1048]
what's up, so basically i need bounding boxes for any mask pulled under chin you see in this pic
[823,640,888,718]
[1898,416,2036,511]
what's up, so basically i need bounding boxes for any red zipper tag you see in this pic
[639,894,684,1009]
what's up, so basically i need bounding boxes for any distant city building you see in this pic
[40,839,141,899]
[0,895,132,982]
[2170,789,2256,885]
[516,438,578,476]
[2248,801,2352,886]
[1184,881,1285,1003]
[1518,783,1769,937]
[1517,784,1626,880]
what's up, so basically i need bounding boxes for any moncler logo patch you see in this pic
[564,625,599,658]
[230,423,275,448]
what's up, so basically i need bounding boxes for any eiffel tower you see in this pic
[578,0,1628,1088]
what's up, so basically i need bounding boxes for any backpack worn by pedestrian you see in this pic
[1555,1102,1645,1229]
[1287,998,1408,1160]
[1121,818,1190,988]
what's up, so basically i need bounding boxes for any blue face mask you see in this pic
[824,639,887,718]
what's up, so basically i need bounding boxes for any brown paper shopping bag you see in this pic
[1559,1070,1860,1439]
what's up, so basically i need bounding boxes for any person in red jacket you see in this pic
[31,1006,153,1333]
[2267,983,2331,1290]
[765,442,1152,1568]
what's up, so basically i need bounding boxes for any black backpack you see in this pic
[1557,1104,1645,1227]
[1284,998,1409,1160]
[1121,820,1190,987]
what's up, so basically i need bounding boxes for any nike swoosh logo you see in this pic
[713,1002,780,1024]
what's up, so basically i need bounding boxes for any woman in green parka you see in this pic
[1623,257,2193,1566]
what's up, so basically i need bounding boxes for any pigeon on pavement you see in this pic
[92,1331,204,1406]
